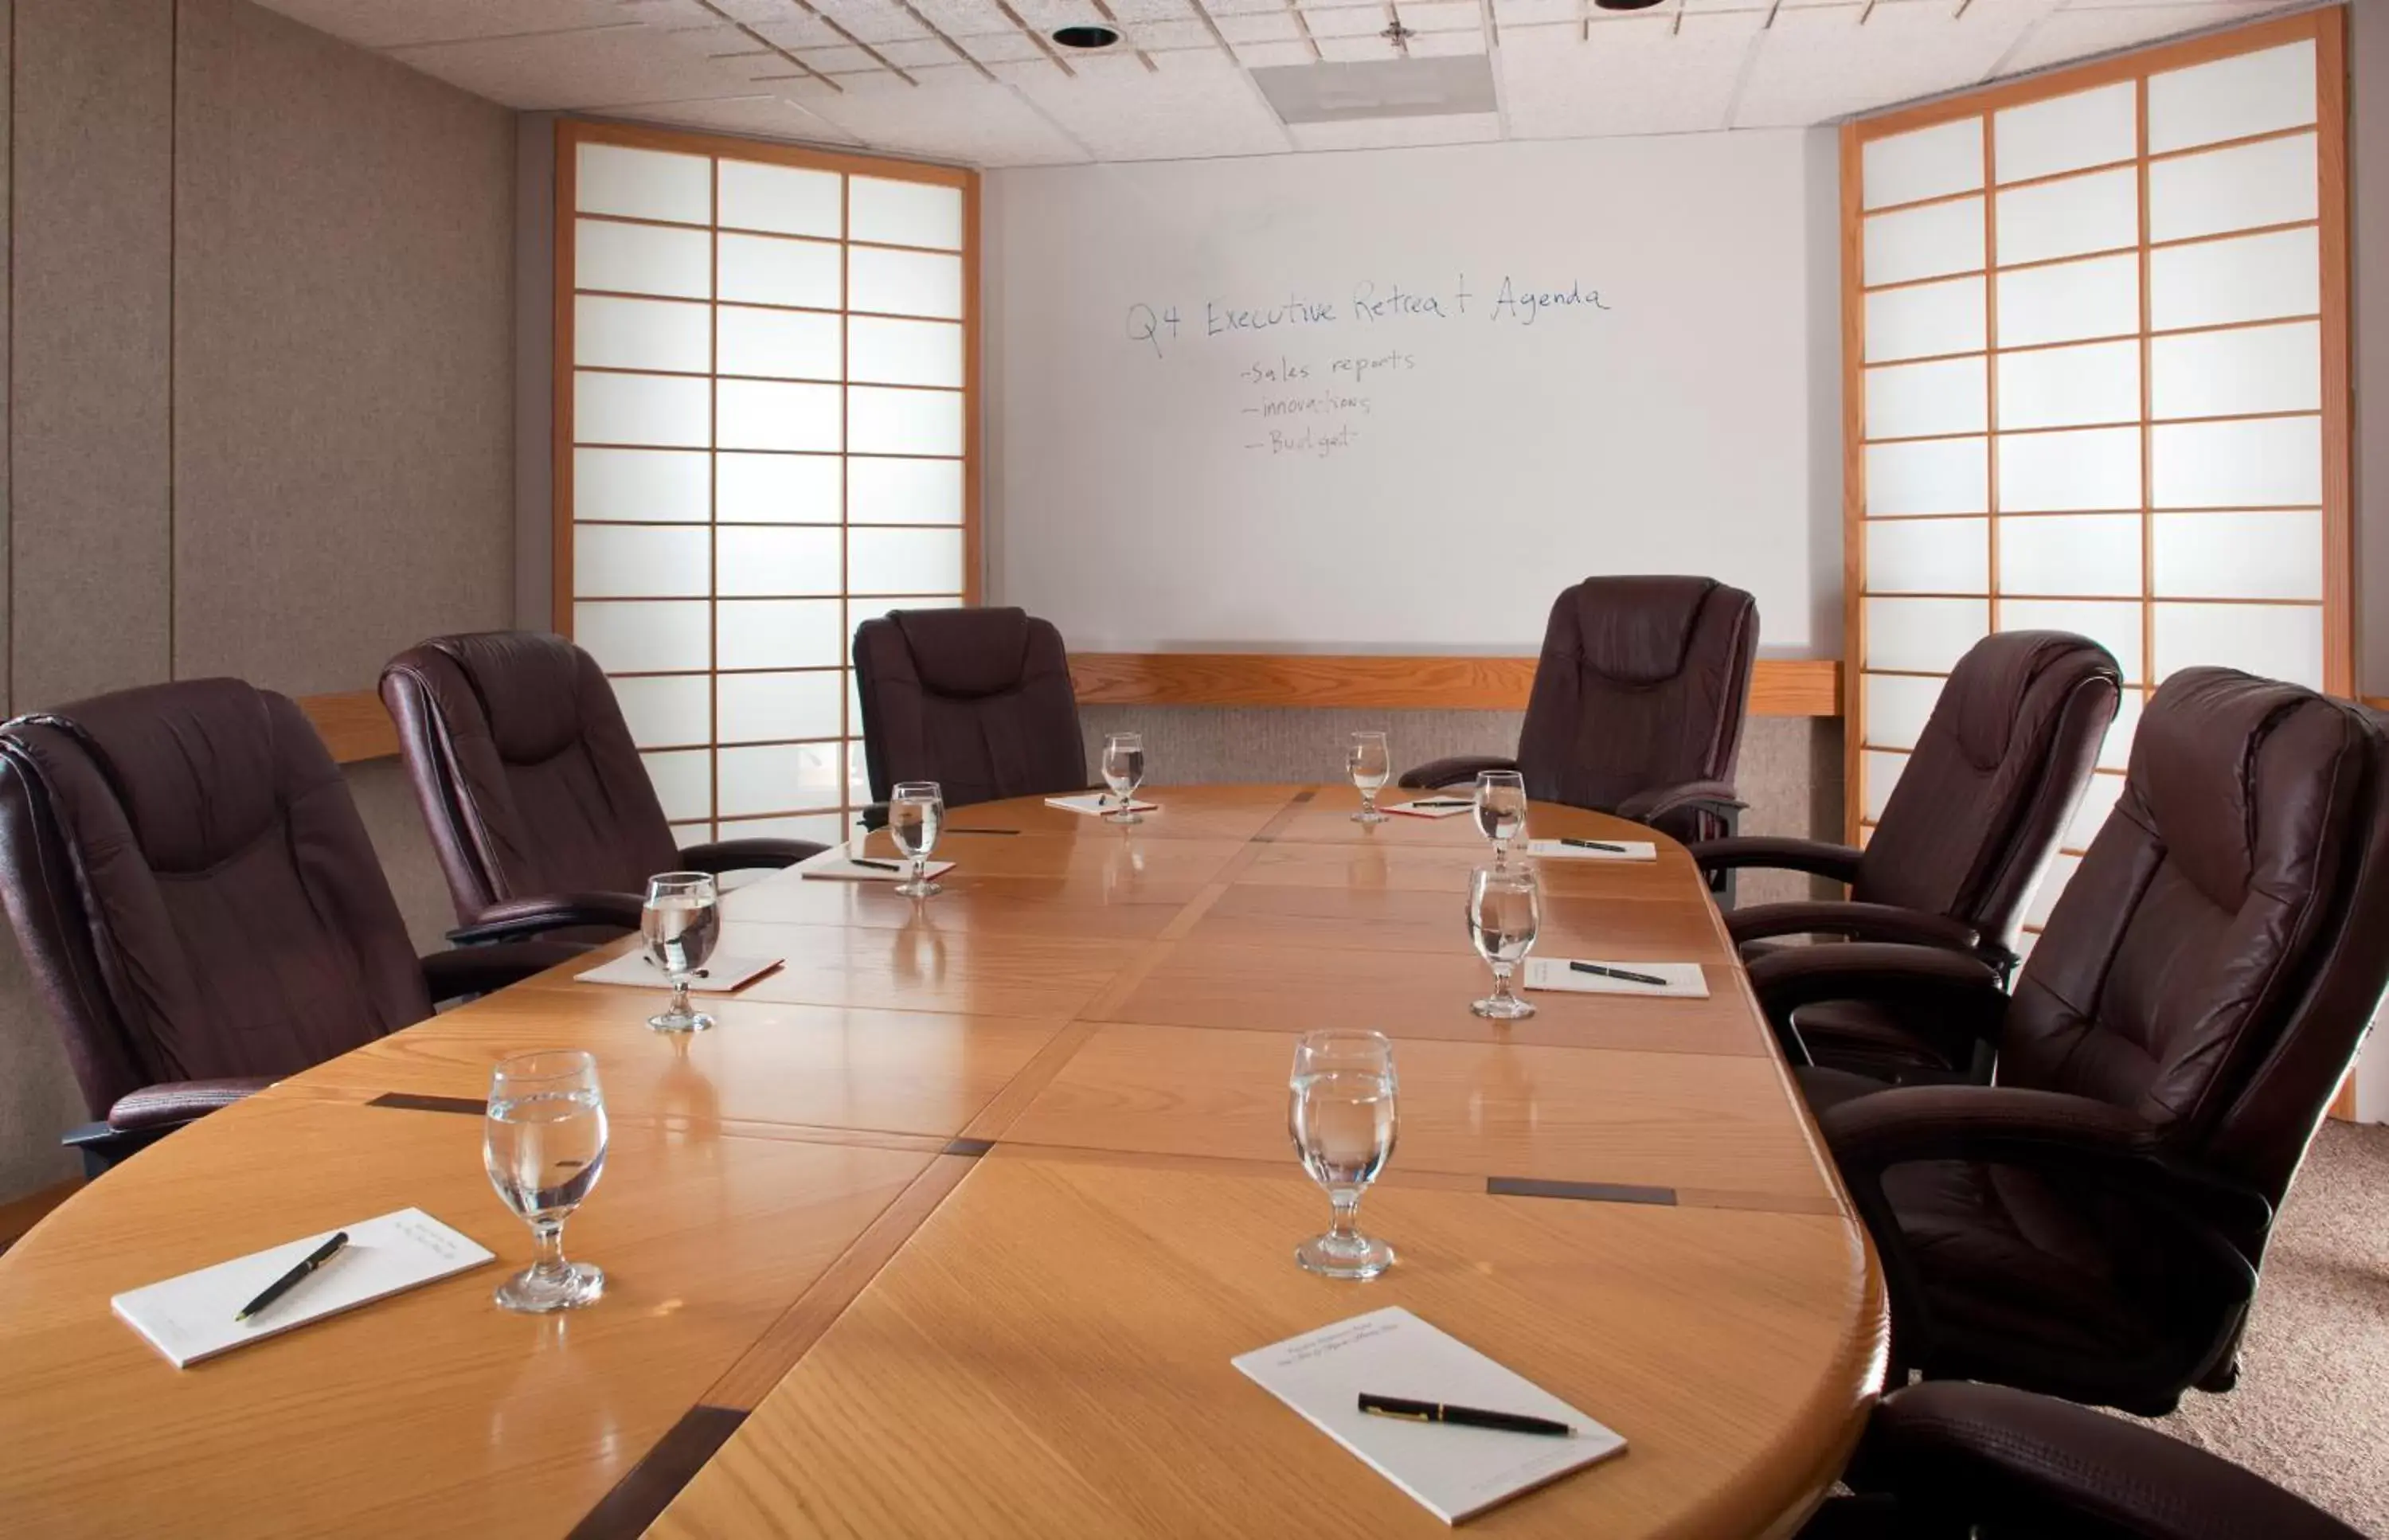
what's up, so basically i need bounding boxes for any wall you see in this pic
[0,0,517,1202]
[2349,0,2389,1120]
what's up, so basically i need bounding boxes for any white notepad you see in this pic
[1234,1307,1625,1525]
[1523,959,1709,999]
[1525,838,1656,862]
[575,952,784,993]
[111,1208,494,1369]
[794,850,958,883]
[1387,800,1475,819]
[1044,793,1158,816]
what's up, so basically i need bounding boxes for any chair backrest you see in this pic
[853,607,1085,807]
[2007,668,2389,1213]
[1859,631,2121,952]
[1512,576,1758,815]
[0,679,428,1118]
[381,631,680,924]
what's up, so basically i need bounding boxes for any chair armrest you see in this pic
[104,1077,274,1133]
[1728,901,1981,953]
[420,942,579,1003]
[1747,941,2004,1021]
[448,892,644,946]
[1395,755,1517,790]
[1614,779,1745,822]
[678,837,827,874]
[1685,835,1863,885]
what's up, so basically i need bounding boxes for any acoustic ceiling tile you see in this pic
[1007,0,1116,29]
[1204,0,1300,14]
[1217,9,1304,39]
[794,67,1093,162]
[589,89,868,142]
[999,49,1294,158]
[877,36,973,64]
[953,29,1055,61]
[1409,28,1488,52]
[808,0,944,42]
[1286,109,1503,149]
[1127,18,1226,49]
[1306,6,1398,35]
[248,0,631,48]
[1397,0,1483,27]
[2000,3,2300,76]
[385,23,766,107]
[1317,31,1401,57]
[1732,0,2055,127]
[1491,0,1580,25]
[1502,12,1754,136]
[1234,37,1324,63]
[1108,0,1198,18]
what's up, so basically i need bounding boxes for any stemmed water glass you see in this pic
[1102,732,1147,824]
[1467,865,1541,1021]
[891,780,945,897]
[1474,769,1527,869]
[1288,1030,1400,1280]
[484,1049,609,1313]
[1348,731,1391,823]
[641,872,720,1033]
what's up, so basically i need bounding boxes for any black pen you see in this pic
[235,1231,349,1323]
[1570,960,1670,987]
[1358,1393,1574,1437]
[1560,837,1629,854]
[1410,799,1472,809]
[850,857,904,871]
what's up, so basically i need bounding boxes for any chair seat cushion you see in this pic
[1793,999,1970,1078]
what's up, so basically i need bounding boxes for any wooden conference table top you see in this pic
[0,784,1885,1540]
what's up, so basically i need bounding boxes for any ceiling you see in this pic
[252,0,2332,166]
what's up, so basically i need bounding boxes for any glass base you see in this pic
[1105,810,1144,825]
[894,878,942,897]
[494,1260,604,1313]
[1295,1231,1396,1280]
[1351,808,1390,824]
[648,1009,714,1033]
[1471,993,1536,1020]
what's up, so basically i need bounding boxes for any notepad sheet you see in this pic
[1386,801,1475,819]
[794,851,959,882]
[575,952,783,992]
[1522,959,1708,999]
[1044,794,1159,815]
[1523,838,1656,862]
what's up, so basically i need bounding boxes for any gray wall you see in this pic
[2357,0,2388,699]
[0,0,516,1202]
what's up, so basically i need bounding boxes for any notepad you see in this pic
[1044,793,1159,816]
[1523,959,1709,999]
[1524,838,1656,862]
[575,952,784,993]
[1234,1307,1625,1525]
[112,1209,494,1369]
[1387,800,1475,819]
[794,850,958,882]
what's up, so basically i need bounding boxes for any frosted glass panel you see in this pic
[2100,688,2141,772]
[577,144,710,224]
[613,674,711,749]
[850,527,966,596]
[717,598,844,670]
[1865,438,1987,516]
[1996,167,2137,266]
[1996,340,2138,430]
[2149,321,2319,420]
[1866,517,1987,594]
[575,448,709,523]
[1997,514,2141,598]
[1865,276,1984,363]
[576,370,710,448]
[1996,82,2136,184]
[1863,197,1985,287]
[2148,134,2317,243]
[717,452,842,523]
[849,386,964,455]
[1862,749,1907,823]
[847,740,872,807]
[720,742,842,816]
[1864,596,1988,674]
[717,379,841,452]
[852,596,960,627]
[643,749,712,823]
[849,317,965,388]
[718,233,841,309]
[717,160,841,238]
[718,670,844,744]
[2149,227,2319,331]
[576,295,709,373]
[850,246,964,319]
[717,306,842,381]
[1862,670,1948,751]
[575,600,709,674]
[2152,510,2322,600]
[1996,425,2141,512]
[1996,253,2138,348]
[850,456,964,524]
[2001,598,2145,683]
[2149,40,2316,154]
[575,525,710,598]
[1862,118,1984,210]
[850,176,965,249]
[577,218,710,299]
[717,526,843,597]
[1865,357,1986,440]
[721,812,844,846]
[2025,853,2080,928]
[2063,770,2125,853]
[2152,601,2324,688]
[2152,415,2321,507]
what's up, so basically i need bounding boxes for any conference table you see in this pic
[0,784,1885,1538]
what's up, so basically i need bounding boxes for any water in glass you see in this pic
[891,780,944,897]
[642,872,720,1032]
[1473,770,1527,868]
[1468,865,1541,1020]
[1348,731,1391,823]
[1102,733,1147,825]
[485,1050,608,1312]
[1288,1030,1399,1279]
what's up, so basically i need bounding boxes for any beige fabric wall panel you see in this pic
[170,0,514,691]
[2357,2,2389,695]
[1,0,13,720]
[10,0,174,710]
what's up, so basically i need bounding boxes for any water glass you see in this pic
[891,780,945,897]
[1102,732,1147,824]
[1288,1030,1400,1280]
[642,872,720,1033]
[1467,865,1541,1021]
[1348,731,1391,823]
[1473,769,1527,868]
[485,1049,608,1313]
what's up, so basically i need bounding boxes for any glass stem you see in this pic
[910,854,927,886]
[531,1218,565,1277]
[1329,1191,1361,1245]
[669,979,692,1018]
[1493,963,1516,1005]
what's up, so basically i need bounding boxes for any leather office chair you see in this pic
[1696,631,2121,1077]
[381,631,826,944]
[1799,1381,2363,1539]
[1753,668,2389,1415]
[1395,575,1758,850]
[0,680,557,1173]
[852,606,1087,811]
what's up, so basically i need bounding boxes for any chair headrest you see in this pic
[2132,666,2348,909]
[1941,631,2121,770]
[1547,576,1738,686]
[425,631,590,763]
[890,608,1036,699]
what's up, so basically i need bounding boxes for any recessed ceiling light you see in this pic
[1592,0,1668,8]
[1052,24,1120,48]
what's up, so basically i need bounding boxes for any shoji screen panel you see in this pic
[1845,10,2348,950]
[557,122,978,846]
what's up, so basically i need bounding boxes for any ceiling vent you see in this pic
[1251,56,1499,125]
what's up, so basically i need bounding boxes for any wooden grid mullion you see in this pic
[710,157,724,844]
[2137,73,2157,714]
[1983,113,2000,639]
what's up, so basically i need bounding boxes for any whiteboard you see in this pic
[985,130,1835,656]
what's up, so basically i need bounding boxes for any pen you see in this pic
[1410,799,1472,808]
[1570,960,1670,987]
[1357,1393,1574,1437]
[850,857,904,871]
[1559,837,1629,853]
[235,1231,349,1323]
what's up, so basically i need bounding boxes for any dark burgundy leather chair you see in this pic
[0,680,555,1172]
[1800,1381,2362,1539]
[381,631,825,944]
[1395,576,1758,847]
[1754,668,2389,1414]
[852,607,1086,811]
